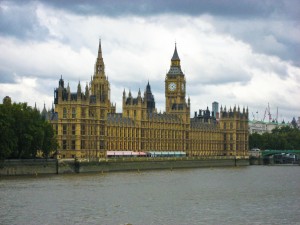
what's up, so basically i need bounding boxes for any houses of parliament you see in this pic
[50,40,249,159]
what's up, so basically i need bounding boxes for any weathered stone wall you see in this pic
[0,157,250,176]
[0,159,57,176]
[78,157,249,173]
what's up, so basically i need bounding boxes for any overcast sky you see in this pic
[0,0,299,122]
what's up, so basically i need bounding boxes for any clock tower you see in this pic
[165,44,190,123]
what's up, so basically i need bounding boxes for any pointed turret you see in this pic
[77,81,81,93]
[59,75,64,88]
[77,81,82,100]
[41,102,47,120]
[167,43,184,76]
[172,43,180,61]
[94,39,105,76]
[85,82,89,97]
[144,82,155,113]
[97,38,103,59]
[67,82,70,93]
[171,43,181,67]
[146,81,151,92]
[129,89,132,98]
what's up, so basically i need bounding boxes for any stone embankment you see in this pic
[0,156,249,176]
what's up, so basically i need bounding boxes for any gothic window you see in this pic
[63,125,67,135]
[100,140,105,149]
[72,124,76,135]
[141,129,145,138]
[89,110,94,118]
[81,125,85,135]
[100,125,105,135]
[71,140,76,150]
[72,108,76,118]
[81,108,86,118]
[63,108,67,118]
[62,140,67,150]
[81,140,85,149]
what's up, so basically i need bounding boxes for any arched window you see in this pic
[72,108,76,118]
[63,108,67,118]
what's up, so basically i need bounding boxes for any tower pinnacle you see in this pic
[171,43,180,67]
[171,43,180,61]
[98,38,102,59]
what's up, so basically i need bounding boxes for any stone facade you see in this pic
[50,40,249,159]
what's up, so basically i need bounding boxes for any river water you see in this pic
[1,166,300,225]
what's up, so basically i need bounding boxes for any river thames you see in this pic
[1,166,300,225]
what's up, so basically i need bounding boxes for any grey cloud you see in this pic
[0,2,50,41]
[1,0,299,66]
[41,0,299,20]
[190,66,252,87]
[41,0,300,67]
[211,17,300,67]
[0,71,16,83]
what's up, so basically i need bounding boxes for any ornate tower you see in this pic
[165,44,190,123]
[90,39,111,103]
[144,81,155,113]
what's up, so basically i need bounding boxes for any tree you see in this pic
[0,104,16,160]
[0,100,58,160]
[249,132,262,149]
[41,122,58,158]
[249,126,300,150]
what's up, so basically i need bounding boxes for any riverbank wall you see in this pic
[0,157,249,176]
[0,159,57,176]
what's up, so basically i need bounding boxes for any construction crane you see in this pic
[262,103,272,122]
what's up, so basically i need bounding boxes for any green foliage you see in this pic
[249,126,300,150]
[0,102,58,160]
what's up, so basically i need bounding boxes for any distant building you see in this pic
[249,120,290,134]
[212,101,219,119]
[3,96,11,105]
[291,117,298,129]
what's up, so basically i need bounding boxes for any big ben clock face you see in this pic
[168,82,176,91]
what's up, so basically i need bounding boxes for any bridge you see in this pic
[261,149,300,157]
